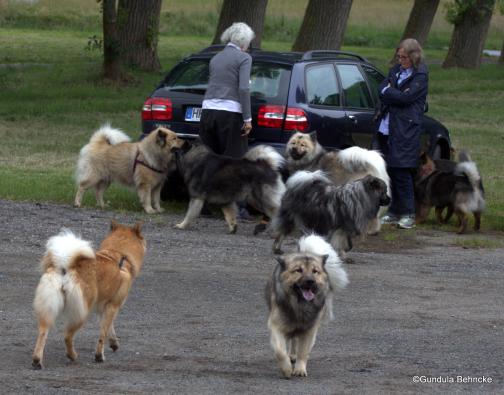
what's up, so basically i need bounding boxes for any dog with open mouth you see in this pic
[265,234,348,378]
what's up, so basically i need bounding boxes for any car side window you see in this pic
[361,65,385,104]
[337,64,374,109]
[305,64,341,107]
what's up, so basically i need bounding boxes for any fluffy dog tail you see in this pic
[298,234,348,320]
[338,146,391,197]
[285,170,331,189]
[88,123,131,146]
[455,153,485,213]
[33,230,95,327]
[245,145,285,172]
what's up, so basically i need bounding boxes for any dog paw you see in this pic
[144,207,156,214]
[66,351,78,361]
[155,207,165,213]
[292,367,307,377]
[32,358,42,370]
[109,340,119,352]
[174,223,185,230]
[229,224,237,234]
[280,366,292,379]
[273,248,283,255]
[95,353,105,363]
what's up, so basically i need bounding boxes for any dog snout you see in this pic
[302,278,316,290]
[289,147,304,160]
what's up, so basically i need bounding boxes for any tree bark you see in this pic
[212,0,268,49]
[400,0,440,45]
[118,0,162,71]
[292,0,353,52]
[499,39,504,65]
[102,0,122,80]
[442,0,496,69]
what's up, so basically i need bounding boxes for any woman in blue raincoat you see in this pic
[376,38,428,229]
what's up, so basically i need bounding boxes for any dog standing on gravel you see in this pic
[173,140,285,234]
[265,234,348,378]
[74,124,185,213]
[285,131,390,233]
[31,220,146,369]
[272,171,390,258]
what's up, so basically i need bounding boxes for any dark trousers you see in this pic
[199,109,248,158]
[388,167,416,216]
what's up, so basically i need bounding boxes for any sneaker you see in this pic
[380,213,399,225]
[397,215,416,229]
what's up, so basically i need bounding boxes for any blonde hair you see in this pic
[397,38,424,68]
[220,22,255,49]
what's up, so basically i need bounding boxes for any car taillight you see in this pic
[257,105,308,131]
[284,107,308,131]
[142,98,172,121]
[257,105,285,128]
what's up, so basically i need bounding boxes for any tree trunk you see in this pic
[212,0,268,49]
[442,0,495,69]
[400,0,440,45]
[102,0,122,80]
[292,0,353,52]
[118,0,162,71]
[499,39,504,65]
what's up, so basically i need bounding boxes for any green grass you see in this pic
[0,2,503,232]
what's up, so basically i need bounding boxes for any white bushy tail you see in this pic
[455,158,485,213]
[298,234,348,320]
[286,170,331,189]
[33,230,94,326]
[338,146,391,196]
[245,145,285,171]
[89,123,131,146]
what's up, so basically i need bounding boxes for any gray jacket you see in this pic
[204,45,252,121]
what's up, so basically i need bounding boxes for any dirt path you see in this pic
[1,199,503,394]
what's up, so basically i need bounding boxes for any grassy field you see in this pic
[0,1,503,231]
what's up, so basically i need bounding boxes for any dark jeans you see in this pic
[388,167,415,216]
[199,109,248,158]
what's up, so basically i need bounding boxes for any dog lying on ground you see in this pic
[285,131,390,234]
[74,124,185,213]
[32,220,146,369]
[415,151,485,233]
[265,234,348,378]
[173,140,285,234]
[272,171,390,258]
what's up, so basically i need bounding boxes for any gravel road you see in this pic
[0,199,503,394]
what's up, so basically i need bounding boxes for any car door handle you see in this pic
[347,115,357,123]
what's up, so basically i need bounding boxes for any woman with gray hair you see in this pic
[200,22,255,158]
[375,38,428,229]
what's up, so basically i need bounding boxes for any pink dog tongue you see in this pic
[302,289,315,301]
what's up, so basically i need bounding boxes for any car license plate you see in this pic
[185,107,202,122]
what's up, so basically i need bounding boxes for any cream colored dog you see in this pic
[74,124,185,213]
[32,220,146,369]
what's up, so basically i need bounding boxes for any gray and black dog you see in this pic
[265,234,348,378]
[272,170,390,258]
[173,140,285,234]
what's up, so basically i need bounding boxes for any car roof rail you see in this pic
[198,44,263,54]
[301,50,368,62]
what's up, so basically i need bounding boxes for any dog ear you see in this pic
[133,221,144,237]
[275,256,286,270]
[110,219,119,231]
[156,129,167,147]
[366,176,383,191]
[308,130,318,142]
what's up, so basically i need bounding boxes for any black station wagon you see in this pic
[141,45,451,161]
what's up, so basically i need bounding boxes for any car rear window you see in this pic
[250,62,291,104]
[163,60,209,93]
[162,58,290,104]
